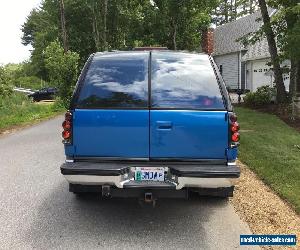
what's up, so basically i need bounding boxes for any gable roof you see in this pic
[213,8,275,57]
[242,37,270,61]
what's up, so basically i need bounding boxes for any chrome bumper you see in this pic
[63,169,238,190]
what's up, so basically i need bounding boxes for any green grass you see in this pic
[235,107,300,213]
[0,93,64,131]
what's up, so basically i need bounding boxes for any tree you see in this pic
[0,66,13,97]
[267,0,300,117]
[257,0,287,104]
[45,40,79,106]
[59,0,68,52]
[152,0,216,50]
[213,0,259,26]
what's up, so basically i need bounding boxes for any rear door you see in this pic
[150,52,228,159]
[73,52,149,158]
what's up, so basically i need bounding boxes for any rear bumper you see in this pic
[61,161,240,190]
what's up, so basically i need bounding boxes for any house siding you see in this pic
[214,52,239,90]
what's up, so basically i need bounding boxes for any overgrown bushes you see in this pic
[45,41,79,107]
[0,84,13,97]
[0,92,64,131]
[243,85,276,107]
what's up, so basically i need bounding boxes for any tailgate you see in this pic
[150,110,228,159]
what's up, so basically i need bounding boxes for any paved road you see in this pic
[0,117,257,250]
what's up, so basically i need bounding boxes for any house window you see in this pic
[254,69,257,72]
[219,65,223,75]
[259,69,262,72]
[264,68,268,72]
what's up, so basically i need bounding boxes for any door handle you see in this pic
[156,121,173,130]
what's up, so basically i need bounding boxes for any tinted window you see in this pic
[76,52,148,108]
[151,52,225,109]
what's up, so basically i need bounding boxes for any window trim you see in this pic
[70,53,95,110]
[219,64,223,75]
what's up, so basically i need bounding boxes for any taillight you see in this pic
[62,130,71,139]
[231,122,240,132]
[231,132,240,142]
[229,113,240,146]
[62,111,72,144]
[230,114,237,123]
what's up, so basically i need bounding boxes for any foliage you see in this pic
[21,0,219,79]
[0,84,13,97]
[44,40,79,107]
[268,0,300,61]
[236,107,300,213]
[213,0,259,26]
[0,92,64,131]
[238,1,299,106]
[244,85,276,106]
[0,66,13,97]
[12,76,46,90]
[0,63,49,91]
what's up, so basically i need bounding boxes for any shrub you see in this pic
[13,76,47,90]
[0,84,13,97]
[244,85,276,107]
[51,97,67,112]
[45,40,79,108]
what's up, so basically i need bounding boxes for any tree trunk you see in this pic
[59,0,68,53]
[249,0,254,14]
[285,3,300,117]
[224,0,228,23]
[258,0,287,103]
[87,0,102,51]
[91,4,101,51]
[171,19,177,50]
[103,0,108,51]
[291,59,300,118]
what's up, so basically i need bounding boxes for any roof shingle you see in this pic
[213,9,274,58]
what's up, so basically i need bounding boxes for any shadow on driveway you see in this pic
[24,182,229,249]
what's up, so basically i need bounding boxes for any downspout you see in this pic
[238,49,242,89]
[245,61,247,90]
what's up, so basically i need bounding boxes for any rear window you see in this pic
[151,52,225,109]
[76,52,148,108]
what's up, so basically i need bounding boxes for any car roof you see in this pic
[93,50,209,60]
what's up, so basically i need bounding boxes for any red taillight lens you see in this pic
[231,122,240,133]
[230,114,237,123]
[62,130,71,139]
[231,132,240,142]
[62,111,72,143]
[62,120,71,130]
[65,112,72,121]
[229,113,240,144]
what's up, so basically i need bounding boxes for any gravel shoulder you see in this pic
[230,161,300,249]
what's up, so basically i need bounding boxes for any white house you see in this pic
[202,9,290,92]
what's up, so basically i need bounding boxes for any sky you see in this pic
[0,0,41,65]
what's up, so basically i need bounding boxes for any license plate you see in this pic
[135,167,165,181]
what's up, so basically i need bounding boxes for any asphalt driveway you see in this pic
[0,117,257,250]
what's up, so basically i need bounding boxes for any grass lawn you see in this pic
[235,107,300,213]
[0,92,64,132]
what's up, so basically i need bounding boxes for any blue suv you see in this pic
[61,50,240,201]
